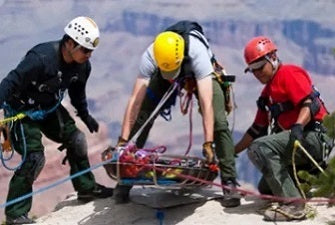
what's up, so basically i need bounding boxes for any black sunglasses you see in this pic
[80,46,93,54]
[247,59,267,73]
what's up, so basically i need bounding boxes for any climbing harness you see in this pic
[130,82,179,143]
[0,90,64,171]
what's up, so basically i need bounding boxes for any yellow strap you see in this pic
[292,140,327,199]
[213,71,224,84]
[294,140,326,174]
[0,113,26,125]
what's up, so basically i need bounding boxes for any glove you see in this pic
[290,123,304,143]
[116,136,128,147]
[81,114,99,133]
[202,141,216,164]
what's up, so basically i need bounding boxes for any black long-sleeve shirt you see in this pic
[0,40,91,117]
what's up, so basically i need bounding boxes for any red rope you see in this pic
[114,145,335,205]
[142,161,335,204]
[179,92,194,156]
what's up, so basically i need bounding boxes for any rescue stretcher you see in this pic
[102,144,218,189]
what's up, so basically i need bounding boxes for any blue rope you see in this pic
[0,121,27,171]
[25,91,64,120]
[120,178,177,186]
[0,157,113,209]
[0,91,64,170]
[156,209,165,225]
[146,87,177,121]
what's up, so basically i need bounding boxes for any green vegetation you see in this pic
[298,111,335,204]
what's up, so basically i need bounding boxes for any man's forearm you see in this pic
[235,132,254,154]
[202,104,214,142]
[120,98,141,140]
[120,77,149,140]
[197,76,214,142]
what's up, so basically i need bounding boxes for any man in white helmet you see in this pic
[1,16,113,224]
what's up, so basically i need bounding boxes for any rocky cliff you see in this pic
[1,0,335,221]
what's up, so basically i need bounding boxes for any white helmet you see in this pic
[64,16,100,50]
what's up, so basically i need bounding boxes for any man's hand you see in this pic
[81,114,99,133]
[202,142,216,164]
[290,123,304,143]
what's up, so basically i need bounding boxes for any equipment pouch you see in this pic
[212,61,235,114]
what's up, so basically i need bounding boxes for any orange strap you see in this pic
[0,126,12,152]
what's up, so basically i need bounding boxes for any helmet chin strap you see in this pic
[265,55,280,75]
[62,47,77,64]
[66,44,81,62]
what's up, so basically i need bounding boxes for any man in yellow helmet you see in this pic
[115,21,240,207]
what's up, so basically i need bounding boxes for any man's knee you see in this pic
[247,142,267,173]
[15,151,45,183]
[214,119,230,132]
[66,130,88,158]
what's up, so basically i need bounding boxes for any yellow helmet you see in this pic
[153,31,185,79]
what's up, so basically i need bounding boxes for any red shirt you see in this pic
[254,64,328,130]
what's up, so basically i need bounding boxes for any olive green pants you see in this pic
[129,74,236,179]
[5,105,95,218]
[248,129,330,198]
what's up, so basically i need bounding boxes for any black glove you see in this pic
[290,123,304,143]
[202,142,216,164]
[81,114,99,133]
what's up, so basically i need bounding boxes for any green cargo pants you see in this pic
[248,129,330,198]
[5,105,95,218]
[129,74,236,179]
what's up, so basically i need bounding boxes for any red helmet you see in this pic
[244,36,277,64]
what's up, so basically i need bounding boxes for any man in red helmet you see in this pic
[235,36,332,221]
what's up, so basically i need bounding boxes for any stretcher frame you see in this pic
[102,149,218,189]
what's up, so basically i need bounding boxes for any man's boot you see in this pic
[77,183,113,202]
[221,177,241,208]
[263,202,306,221]
[6,213,36,224]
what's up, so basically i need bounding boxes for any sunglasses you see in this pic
[246,59,267,73]
[80,46,93,54]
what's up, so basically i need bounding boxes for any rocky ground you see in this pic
[34,186,335,225]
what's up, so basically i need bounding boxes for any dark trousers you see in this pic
[5,105,95,217]
[130,74,237,179]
